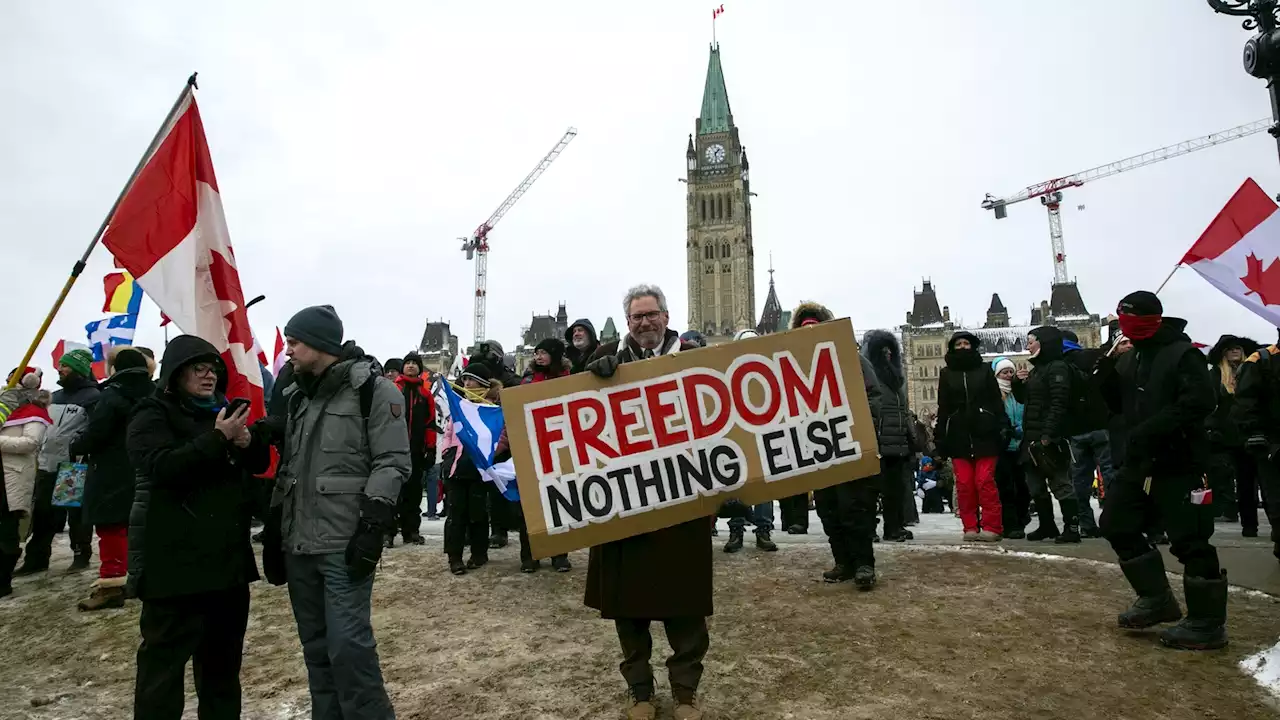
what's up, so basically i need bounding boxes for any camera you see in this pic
[1243,29,1280,78]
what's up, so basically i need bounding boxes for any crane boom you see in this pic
[461,127,577,345]
[981,118,1271,285]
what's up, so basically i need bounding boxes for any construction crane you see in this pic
[461,127,577,345]
[982,118,1271,285]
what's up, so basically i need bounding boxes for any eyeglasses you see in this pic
[628,311,663,324]
[189,363,218,378]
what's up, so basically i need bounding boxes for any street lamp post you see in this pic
[1209,0,1280,165]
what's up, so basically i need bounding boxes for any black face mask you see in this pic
[946,346,982,370]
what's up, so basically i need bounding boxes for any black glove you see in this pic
[261,505,287,586]
[1247,434,1270,452]
[345,497,396,581]
[586,355,619,379]
[252,415,286,447]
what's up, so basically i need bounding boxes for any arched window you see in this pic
[720,241,730,258]
[717,194,724,219]
[704,243,714,260]
[701,196,707,221]
[727,196,733,220]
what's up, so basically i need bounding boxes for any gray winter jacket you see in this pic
[37,384,101,473]
[273,357,410,555]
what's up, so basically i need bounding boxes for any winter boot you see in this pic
[13,556,48,577]
[885,529,913,542]
[383,534,395,550]
[488,531,508,549]
[1004,528,1026,540]
[1160,571,1229,650]
[755,530,778,552]
[78,577,127,612]
[448,555,467,576]
[551,555,572,572]
[626,700,657,720]
[853,565,877,591]
[710,526,719,536]
[520,559,541,573]
[403,532,426,546]
[723,529,745,553]
[673,700,703,720]
[466,552,489,569]
[977,531,1002,542]
[66,550,91,573]
[822,564,852,583]
[1026,498,1060,541]
[1055,498,1082,544]
[1116,550,1183,629]
[786,524,807,535]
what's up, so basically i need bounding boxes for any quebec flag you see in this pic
[437,378,519,501]
[85,314,139,362]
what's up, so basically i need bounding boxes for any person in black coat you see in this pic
[1206,334,1260,527]
[933,331,1010,541]
[862,330,915,542]
[1061,329,1117,538]
[126,335,271,719]
[1097,291,1224,651]
[69,348,155,611]
[1012,326,1082,544]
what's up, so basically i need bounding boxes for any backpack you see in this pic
[1063,360,1092,433]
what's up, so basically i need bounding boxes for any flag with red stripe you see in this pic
[1181,178,1280,327]
[100,91,264,423]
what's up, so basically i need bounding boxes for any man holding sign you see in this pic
[501,283,882,720]
[581,285,710,720]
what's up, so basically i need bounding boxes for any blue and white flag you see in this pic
[85,314,139,362]
[438,378,519,501]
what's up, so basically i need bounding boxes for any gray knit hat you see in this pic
[284,305,344,356]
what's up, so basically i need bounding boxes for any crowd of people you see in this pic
[0,283,1272,720]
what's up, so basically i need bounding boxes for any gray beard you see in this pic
[573,337,590,350]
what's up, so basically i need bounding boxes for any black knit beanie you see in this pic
[534,338,565,366]
[384,358,404,375]
[284,305,344,356]
[402,351,424,372]
[113,348,150,372]
[1117,291,1162,317]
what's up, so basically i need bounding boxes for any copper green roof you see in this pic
[698,44,733,135]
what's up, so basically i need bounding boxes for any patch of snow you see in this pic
[1242,642,1280,700]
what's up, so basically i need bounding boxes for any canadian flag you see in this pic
[1182,178,1280,328]
[100,89,265,422]
[50,339,107,381]
[272,327,288,376]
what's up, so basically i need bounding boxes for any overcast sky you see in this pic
[3,1,1279,378]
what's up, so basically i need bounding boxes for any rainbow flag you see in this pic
[103,271,143,315]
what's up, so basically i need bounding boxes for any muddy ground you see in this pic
[3,541,1280,720]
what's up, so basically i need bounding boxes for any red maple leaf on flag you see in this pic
[1239,253,1280,306]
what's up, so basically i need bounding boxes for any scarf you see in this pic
[997,377,1012,395]
[4,403,52,427]
[1118,312,1161,341]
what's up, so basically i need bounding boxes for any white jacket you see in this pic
[2,416,50,515]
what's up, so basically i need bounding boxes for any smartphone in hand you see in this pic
[225,397,251,416]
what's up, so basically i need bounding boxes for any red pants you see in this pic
[96,524,127,579]
[954,457,1002,534]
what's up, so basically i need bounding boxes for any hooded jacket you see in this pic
[934,331,1009,459]
[71,366,156,526]
[791,302,884,429]
[274,341,411,555]
[1099,317,1214,473]
[564,318,600,374]
[126,335,271,600]
[862,329,914,457]
[1206,334,1259,447]
[1061,341,1111,434]
[1012,326,1075,445]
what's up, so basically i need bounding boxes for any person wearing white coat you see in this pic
[0,373,51,598]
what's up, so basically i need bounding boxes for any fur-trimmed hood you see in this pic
[862,329,905,390]
[1208,334,1261,367]
[790,301,833,329]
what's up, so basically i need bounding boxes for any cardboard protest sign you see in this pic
[501,318,880,559]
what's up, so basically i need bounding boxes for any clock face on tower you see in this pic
[704,143,726,164]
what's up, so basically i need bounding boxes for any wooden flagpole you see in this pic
[8,73,199,388]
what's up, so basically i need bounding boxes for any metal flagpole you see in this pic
[1154,265,1180,294]
[8,73,199,389]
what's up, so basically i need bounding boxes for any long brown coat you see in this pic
[582,332,714,620]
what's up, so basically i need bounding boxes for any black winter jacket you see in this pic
[1099,318,1215,475]
[126,336,270,601]
[1063,346,1110,433]
[1205,335,1259,448]
[933,332,1009,459]
[1233,341,1280,442]
[1013,327,1075,445]
[70,367,155,526]
[863,330,914,458]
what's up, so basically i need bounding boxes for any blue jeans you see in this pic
[285,553,395,720]
[728,501,775,534]
[1069,429,1116,533]
[424,463,441,518]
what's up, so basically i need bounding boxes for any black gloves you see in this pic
[252,415,286,447]
[345,497,396,581]
[587,355,619,379]
[261,504,287,586]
